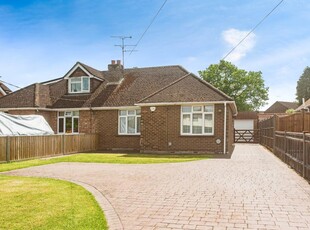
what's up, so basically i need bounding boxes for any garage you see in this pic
[234,112,258,143]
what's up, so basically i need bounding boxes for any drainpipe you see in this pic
[223,102,227,154]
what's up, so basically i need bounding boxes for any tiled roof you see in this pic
[78,62,105,80]
[278,101,299,110]
[0,84,36,108]
[265,101,299,113]
[51,94,91,108]
[90,84,118,107]
[101,66,190,107]
[235,111,258,120]
[138,74,232,104]
[0,62,236,110]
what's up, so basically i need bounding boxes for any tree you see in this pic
[286,109,295,114]
[296,67,310,105]
[199,60,269,111]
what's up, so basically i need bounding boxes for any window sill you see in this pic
[180,134,214,137]
[67,92,91,95]
[117,134,141,136]
[57,133,80,135]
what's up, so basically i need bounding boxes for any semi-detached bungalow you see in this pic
[0,60,237,154]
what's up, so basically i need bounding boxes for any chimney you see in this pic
[108,59,123,71]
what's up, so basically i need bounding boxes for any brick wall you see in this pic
[79,110,93,133]
[46,111,57,132]
[70,68,88,77]
[140,104,232,154]
[6,105,234,154]
[93,110,140,151]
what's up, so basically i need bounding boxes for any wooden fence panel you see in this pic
[9,135,63,161]
[277,112,310,132]
[79,134,98,152]
[259,114,309,182]
[63,134,98,154]
[0,134,98,162]
[259,116,275,150]
[305,133,310,181]
[0,137,6,162]
[305,113,310,132]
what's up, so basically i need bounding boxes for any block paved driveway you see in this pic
[5,144,310,230]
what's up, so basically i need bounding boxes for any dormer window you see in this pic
[69,76,90,93]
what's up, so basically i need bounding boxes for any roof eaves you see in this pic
[62,62,104,81]
[0,83,12,93]
[41,77,63,85]
[0,86,7,96]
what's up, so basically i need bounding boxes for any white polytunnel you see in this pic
[0,112,54,136]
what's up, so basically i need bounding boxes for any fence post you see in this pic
[62,135,65,155]
[301,109,305,132]
[284,131,287,162]
[273,116,276,152]
[6,136,10,163]
[303,132,306,178]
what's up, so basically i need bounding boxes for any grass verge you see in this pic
[0,153,210,172]
[0,175,107,230]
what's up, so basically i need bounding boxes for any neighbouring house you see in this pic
[295,98,310,112]
[259,101,299,120]
[0,60,237,154]
[0,82,12,97]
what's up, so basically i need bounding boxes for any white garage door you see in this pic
[234,119,254,130]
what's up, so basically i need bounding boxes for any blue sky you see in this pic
[0,0,309,110]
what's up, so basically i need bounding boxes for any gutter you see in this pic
[136,101,236,107]
[0,101,237,112]
[223,101,227,154]
[0,106,140,112]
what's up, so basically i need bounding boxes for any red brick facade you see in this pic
[93,110,141,150]
[140,104,233,154]
[6,103,234,154]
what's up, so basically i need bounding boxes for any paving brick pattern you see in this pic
[5,144,310,230]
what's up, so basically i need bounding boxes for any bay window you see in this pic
[58,111,79,134]
[119,109,141,135]
[181,105,214,135]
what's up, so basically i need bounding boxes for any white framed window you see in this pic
[118,109,141,135]
[69,76,90,93]
[58,111,79,134]
[181,105,214,135]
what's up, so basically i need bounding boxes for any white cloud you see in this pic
[222,28,256,62]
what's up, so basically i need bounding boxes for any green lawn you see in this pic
[0,153,210,172]
[0,175,107,230]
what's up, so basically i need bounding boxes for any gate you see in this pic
[234,129,259,143]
